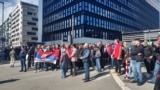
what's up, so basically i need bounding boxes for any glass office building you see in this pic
[42,0,159,42]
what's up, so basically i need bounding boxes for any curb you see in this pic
[110,70,132,90]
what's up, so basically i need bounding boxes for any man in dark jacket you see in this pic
[130,39,144,86]
[148,35,160,83]
[143,41,153,77]
[80,43,90,82]
[19,46,27,72]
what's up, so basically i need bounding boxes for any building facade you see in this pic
[0,17,11,48]
[10,1,38,47]
[3,18,11,47]
[41,0,159,44]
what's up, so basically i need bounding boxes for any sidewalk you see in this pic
[111,67,154,90]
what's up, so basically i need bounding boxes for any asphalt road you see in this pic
[0,63,121,90]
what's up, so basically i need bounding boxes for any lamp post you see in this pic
[0,2,4,49]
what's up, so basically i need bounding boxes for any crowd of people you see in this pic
[6,35,160,88]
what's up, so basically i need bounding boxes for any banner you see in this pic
[35,51,57,64]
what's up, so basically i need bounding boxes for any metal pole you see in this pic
[149,29,151,41]
[0,2,4,49]
[72,15,74,44]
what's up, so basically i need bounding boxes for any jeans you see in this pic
[20,58,26,71]
[95,58,101,72]
[151,60,160,83]
[115,59,121,73]
[131,60,143,83]
[61,61,68,78]
[83,62,90,80]
[128,62,133,77]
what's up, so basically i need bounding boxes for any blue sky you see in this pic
[0,0,38,24]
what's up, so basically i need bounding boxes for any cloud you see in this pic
[0,0,38,25]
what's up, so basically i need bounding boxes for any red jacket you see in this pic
[106,45,112,56]
[67,48,72,57]
[113,43,122,59]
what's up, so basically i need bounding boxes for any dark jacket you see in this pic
[153,45,160,61]
[81,48,90,63]
[131,45,144,62]
[143,46,153,57]
[19,49,27,59]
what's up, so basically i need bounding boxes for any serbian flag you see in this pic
[41,52,57,64]
[35,49,43,62]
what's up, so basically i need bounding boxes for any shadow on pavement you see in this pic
[90,72,110,81]
[0,79,20,84]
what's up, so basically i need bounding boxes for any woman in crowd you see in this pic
[122,42,129,74]
[70,44,78,76]
[94,46,102,72]
[60,44,69,78]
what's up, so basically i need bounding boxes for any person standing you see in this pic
[143,41,153,78]
[77,44,83,70]
[98,41,105,71]
[80,43,90,82]
[106,42,114,69]
[130,39,144,86]
[94,46,101,72]
[27,46,35,70]
[122,42,129,74]
[60,44,68,78]
[19,46,27,72]
[112,39,122,76]
[66,44,72,75]
[9,48,17,67]
[70,44,78,76]
[148,35,160,83]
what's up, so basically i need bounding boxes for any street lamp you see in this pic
[0,1,4,49]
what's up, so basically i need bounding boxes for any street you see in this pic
[0,61,121,90]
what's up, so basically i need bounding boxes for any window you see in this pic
[32,18,38,21]
[27,32,36,35]
[32,27,38,31]
[27,22,36,26]
[31,37,38,40]
[81,15,84,24]
[27,12,32,15]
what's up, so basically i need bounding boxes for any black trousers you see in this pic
[68,60,73,75]
[77,59,83,69]
[144,59,151,74]
[72,62,77,75]
[100,55,105,69]
[115,59,121,73]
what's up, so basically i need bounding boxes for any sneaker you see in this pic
[137,82,143,86]
[131,80,137,83]
[147,80,154,84]
[112,72,117,74]
[84,80,90,82]
[145,73,151,78]
[19,70,23,72]
[117,73,121,76]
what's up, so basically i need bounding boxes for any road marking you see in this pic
[111,70,132,90]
